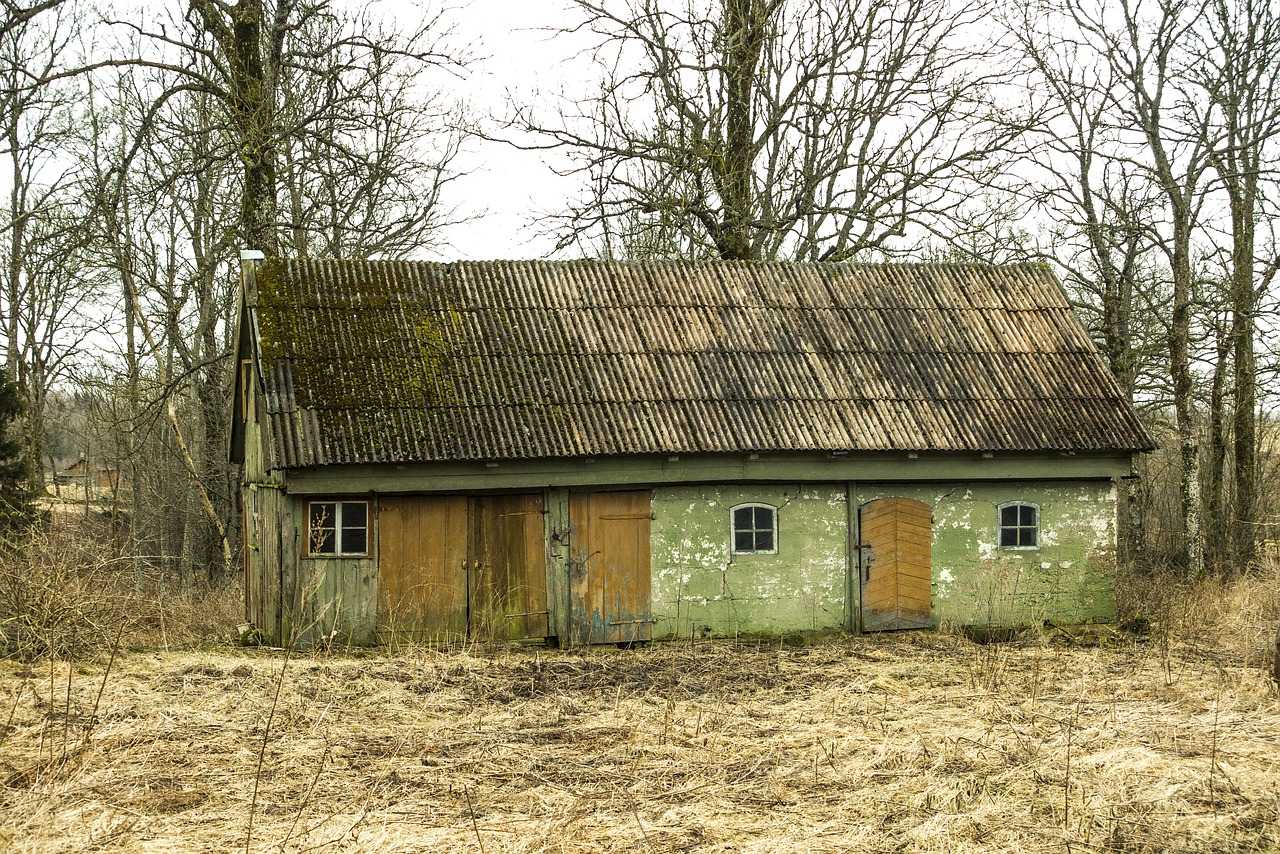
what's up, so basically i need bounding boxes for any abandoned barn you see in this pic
[230,255,1153,646]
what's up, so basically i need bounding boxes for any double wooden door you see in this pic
[377,494,548,642]
[859,497,932,631]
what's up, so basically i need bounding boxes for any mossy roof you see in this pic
[245,258,1153,467]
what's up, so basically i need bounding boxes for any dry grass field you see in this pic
[0,569,1278,852]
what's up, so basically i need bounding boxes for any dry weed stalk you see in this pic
[10,632,1267,852]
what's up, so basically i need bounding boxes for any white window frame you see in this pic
[730,503,779,555]
[997,501,1040,550]
[307,499,370,556]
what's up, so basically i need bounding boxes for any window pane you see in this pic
[999,527,1018,548]
[1000,505,1018,526]
[1021,528,1037,548]
[1020,505,1036,526]
[310,501,336,528]
[755,529,774,552]
[734,507,753,530]
[312,527,336,553]
[309,502,337,553]
[342,501,367,528]
[340,502,368,554]
[735,531,755,552]
[342,526,367,554]
[755,506,774,531]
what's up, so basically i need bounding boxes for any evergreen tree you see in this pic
[0,380,34,530]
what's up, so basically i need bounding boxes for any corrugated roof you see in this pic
[248,258,1153,467]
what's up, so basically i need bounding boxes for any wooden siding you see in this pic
[376,494,548,642]
[860,497,932,631]
[545,488,572,642]
[284,452,1138,496]
[243,490,256,625]
[248,486,293,643]
[295,554,377,645]
[569,491,653,644]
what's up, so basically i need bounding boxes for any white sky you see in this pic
[376,0,598,261]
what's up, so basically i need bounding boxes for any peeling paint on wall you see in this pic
[855,481,1117,627]
[651,479,1117,638]
[650,484,847,639]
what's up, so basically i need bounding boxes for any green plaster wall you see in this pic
[855,481,1117,628]
[650,484,849,639]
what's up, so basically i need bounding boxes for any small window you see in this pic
[308,500,369,555]
[732,504,778,554]
[998,502,1039,549]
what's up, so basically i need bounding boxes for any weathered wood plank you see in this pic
[377,495,468,642]
[569,491,652,645]
[284,453,1139,496]
[469,494,548,641]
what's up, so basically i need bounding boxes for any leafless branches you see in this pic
[1002,0,1280,573]
[514,0,1023,261]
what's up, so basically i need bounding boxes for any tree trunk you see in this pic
[717,0,767,260]
[6,121,23,383]
[1229,187,1256,572]
[1205,322,1231,570]
[1169,221,1203,578]
[191,0,281,252]
[233,1,278,253]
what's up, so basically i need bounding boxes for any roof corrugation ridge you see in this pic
[250,258,1155,464]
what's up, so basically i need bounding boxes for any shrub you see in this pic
[0,526,241,660]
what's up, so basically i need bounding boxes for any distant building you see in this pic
[54,455,124,491]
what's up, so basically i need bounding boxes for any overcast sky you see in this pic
[397,0,594,261]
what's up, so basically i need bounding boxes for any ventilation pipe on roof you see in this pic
[240,249,265,306]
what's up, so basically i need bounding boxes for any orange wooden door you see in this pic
[568,491,652,645]
[377,495,469,641]
[859,497,932,631]
[468,494,549,641]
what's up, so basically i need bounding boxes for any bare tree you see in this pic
[180,0,470,254]
[276,9,470,259]
[0,2,99,488]
[63,2,471,583]
[1196,0,1280,569]
[1006,0,1218,576]
[0,1,63,43]
[516,0,1023,260]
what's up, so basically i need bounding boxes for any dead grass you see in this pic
[0,560,1276,852]
[0,625,1277,853]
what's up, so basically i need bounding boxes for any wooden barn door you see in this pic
[377,496,469,642]
[468,494,549,641]
[568,491,652,645]
[378,494,548,643]
[859,498,933,631]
